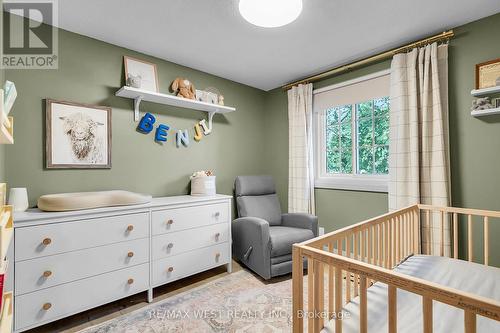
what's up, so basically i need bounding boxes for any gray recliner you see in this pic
[232,175,318,280]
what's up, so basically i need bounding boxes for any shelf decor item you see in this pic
[8,187,29,212]
[475,58,500,89]
[124,56,159,92]
[171,77,196,100]
[46,99,112,169]
[190,170,216,196]
[471,97,494,111]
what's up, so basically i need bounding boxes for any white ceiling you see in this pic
[49,1,500,90]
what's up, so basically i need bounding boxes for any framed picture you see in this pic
[46,99,112,169]
[493,98,500,108]
[124,56,159,92]
[476,58,500,89]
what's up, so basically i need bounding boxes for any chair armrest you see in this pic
[281,213,319,237]
[232,217,272,278]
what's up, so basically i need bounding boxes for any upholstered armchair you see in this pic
[232,175,318,280]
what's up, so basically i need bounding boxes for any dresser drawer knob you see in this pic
[127,278,134,285]
[42,238,52,246]
[214,212,220,218]
[215,233,221,240]
[166,219,174,225]
[167,243,174,249]
[167,266,174,272]
[43,270,52,278]
[127,225,134,232]
[215,253,221,261]
[127,251,134,258]
[42,303,52,311]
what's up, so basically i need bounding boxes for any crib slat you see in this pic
[423,297,433,333]
[396,216,400,263]
[484,216,489,266]
[360,276,367,333]
[345,237,351,304]
[388,285,397,333]
[328,243,334,319]
[385,220,389,268]
[426,210,431,255]
[354,233,359,297]
[453,213,458,259]
[468,215,473,262]
[307,258,314,333]
[377,223,381,266]
[440,211,445,257]
[292,247,303,333]
[464,310,476,333]
[314,261,324,331]
[335,267,343,333]
[414,209,420,254]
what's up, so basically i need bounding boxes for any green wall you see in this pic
[4,19,267,205]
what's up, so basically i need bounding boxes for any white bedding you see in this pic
[321,255,500,333]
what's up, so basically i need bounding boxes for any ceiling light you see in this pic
[239,0,303,28]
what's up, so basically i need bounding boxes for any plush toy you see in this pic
[471,97,494,111]
[171,77,196,100]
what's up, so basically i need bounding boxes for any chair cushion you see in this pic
[269,226,314,257]
[237,194,282,225]
[235,175,276,196]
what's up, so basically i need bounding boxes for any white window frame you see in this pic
[313,70,390,193]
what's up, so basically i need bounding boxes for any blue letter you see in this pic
[155,124,170,142]
[138,112,156,133]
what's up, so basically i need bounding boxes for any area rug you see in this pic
[80,270,298,333]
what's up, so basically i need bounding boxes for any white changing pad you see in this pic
[37,190,152,212]
[321,255,500,333]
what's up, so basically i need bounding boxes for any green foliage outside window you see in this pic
[326,97,389,175]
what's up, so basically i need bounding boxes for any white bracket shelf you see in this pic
[471,86,500,97]
[115,86,236,127]
[471,107,500,117]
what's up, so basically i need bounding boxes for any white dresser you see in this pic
[12,195,232,332]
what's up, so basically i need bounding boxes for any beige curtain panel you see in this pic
[388,43,451,256]
[288,83,315,214]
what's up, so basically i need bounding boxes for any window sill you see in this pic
[315,175,388,193]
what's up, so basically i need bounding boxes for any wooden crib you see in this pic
[292,204,500,333]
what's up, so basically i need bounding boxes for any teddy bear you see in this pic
[171,77,196,100]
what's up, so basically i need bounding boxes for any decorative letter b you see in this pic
[138,112,156,133]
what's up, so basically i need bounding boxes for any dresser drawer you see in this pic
[15,238,149,296]
[15,212,149,261]
[152,203,228,235]
[152,243,229,286]
[152,223,229,260]
[15,263,149,331]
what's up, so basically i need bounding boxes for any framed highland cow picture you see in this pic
[46,99,112,169]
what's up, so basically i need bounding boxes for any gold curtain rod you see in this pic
[282,30,454,90]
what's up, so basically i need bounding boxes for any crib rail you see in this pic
[292,204,500,333]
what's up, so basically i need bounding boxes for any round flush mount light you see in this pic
[239,0,303,28]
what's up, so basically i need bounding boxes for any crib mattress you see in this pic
[321,255,500,333]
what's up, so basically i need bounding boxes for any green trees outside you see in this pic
[326,97,389,175]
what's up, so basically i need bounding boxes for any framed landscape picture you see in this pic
[46,99,112,169]
[123,56,159,92]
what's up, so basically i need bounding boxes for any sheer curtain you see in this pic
[288,83,315,214]
[388,43,451,255]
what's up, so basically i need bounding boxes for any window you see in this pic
[314,71,390,192]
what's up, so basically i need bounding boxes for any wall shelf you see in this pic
[471,107,500,117]
[115,86,236,125]
[0,117,13,145]
[471,86,500,97]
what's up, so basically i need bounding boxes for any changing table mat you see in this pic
[37,190,152,212]
[321,255,500,333]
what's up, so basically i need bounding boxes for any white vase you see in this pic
[8,188,29,212]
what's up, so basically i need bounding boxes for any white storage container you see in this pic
[190,176,216,196]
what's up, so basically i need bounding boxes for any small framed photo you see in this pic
[476,58,500,89]
[124,56,159,92]
[46,99,112,169]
